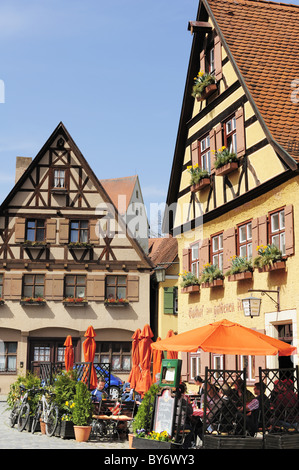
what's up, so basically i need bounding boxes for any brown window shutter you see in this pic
[4,274,22,299]
[215,123,223,151]
[182,248,190,272]
[209,128,216,172]
[89,219,99,245]
[235,107,245,158]
[59,219,69,244]
[214,36,222,81]
[45,274,64,300]
[181,352,189,382]
[285,205,294,256]
[127,276,139,302]
[200,50,206,73]
[87,276,105,301]
[191,141,200,167]
[258,215,268,246]
[15,218,26,243]
[223,228,236,272]
[46,219,57,243]
[199,238,210,271]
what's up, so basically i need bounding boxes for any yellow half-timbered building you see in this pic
[164,0,299,386]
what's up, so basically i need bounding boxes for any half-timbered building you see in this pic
[164,0,299,385]
[0,122,153,393]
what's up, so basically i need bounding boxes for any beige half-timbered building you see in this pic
[0,122,152,394]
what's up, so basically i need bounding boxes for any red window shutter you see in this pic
[209,128,216,172]
[214,36,222,81]
[285,205,294,256]
[251,218,259,257]
[235,107,245,158]
[191,141,200,167]
[258,215,268,246]
[200,50,206,73]
[182,248,190,272]
[215,123,223,151]
[198,238,210,271]
[223,228,236,272]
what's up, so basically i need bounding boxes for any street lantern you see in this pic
[242,295,262,318]
[155,266,166,283]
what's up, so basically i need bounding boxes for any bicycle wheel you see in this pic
[45,405,59,437]
[31,403,42,433]
[17,403,30,431]
[9,401,20,428]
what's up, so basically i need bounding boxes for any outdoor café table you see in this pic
[92,399,119,439]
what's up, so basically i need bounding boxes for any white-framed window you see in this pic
[212,233,223,270]
[270,209,285,255]
[213,354,224,379]
[191,243,199,277]
[190,352,201,380]
[225,116,237,154]
[200,135,211,173]
[238,221,252,259]
[240,355,255,382]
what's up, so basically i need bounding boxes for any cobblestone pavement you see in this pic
[0,401,130,450]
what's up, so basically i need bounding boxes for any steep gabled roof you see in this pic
[205,0,299,161]
[148,236,178,269]
[100,175,138,214]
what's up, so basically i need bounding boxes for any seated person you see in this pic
[121,382,134,402]
[207,384,237,434]
[91,377,108,402]
[175,383,194,449]
[235,382,270,436]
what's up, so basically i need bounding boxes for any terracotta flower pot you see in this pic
[73,425,92,442]
[190,177,211,193]
[40,419,46,435]
[128,433,136,449]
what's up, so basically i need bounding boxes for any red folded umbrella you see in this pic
[83,325,97,389]
[64,335,74,372]
[136,324,154,396]
[152,337,162,383]
[166,330,178,359]
[128,328,141,389]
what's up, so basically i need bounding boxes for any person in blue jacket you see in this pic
[91,377,108,402]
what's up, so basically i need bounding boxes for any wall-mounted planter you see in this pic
[20,300,46,306]
[181,285,200,294]
[196,83,217,102]
[257,260,286,273]
[190,178,211,193]
[67,243,94,250]
[104,302,129,307]
[132,436,181,449]
[63,301,88,307]
[215,161,238,176]
[227,271,253,282]
[201,279,223,288]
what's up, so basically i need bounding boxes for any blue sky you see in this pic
[0,0,298,232]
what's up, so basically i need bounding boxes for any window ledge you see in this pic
[51,188,67,194]
[20,300,46,306]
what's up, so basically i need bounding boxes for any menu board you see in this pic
[152,388,176,436]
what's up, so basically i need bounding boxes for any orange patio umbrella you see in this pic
[136,324,154,396]
[152,337,162,383]
[151,319,296,356]
[83,325,98,389]
[165,329,178,359]
[64,335,74,372]
[128,328,141,389]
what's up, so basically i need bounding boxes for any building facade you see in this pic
[164,0,299,385]
[0,122,152,394]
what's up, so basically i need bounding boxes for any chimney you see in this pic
[15,157,32,183]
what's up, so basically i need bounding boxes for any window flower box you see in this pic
[227,271,253,282]
[67,242,94,249]
[20,297,46,306]
[181,285,200,294]
[22,241,47,249]
[201,279,223,288]
[190,178,211,192]
[215,161,239,176]
[104,298,129,307]
[187,164,210,193]
[132,436,181,449]
[63,297,88,306]
[191,71,217,102]
[257,260,286,273]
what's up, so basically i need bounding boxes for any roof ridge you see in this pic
[212,0,299,10]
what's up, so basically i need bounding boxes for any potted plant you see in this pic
[63,297,88,306]
[179,270,200,293]
[225,255,253,281]
[253,244,285,272]
[214,146,238,176]
[72,381,93,442]
[191,71,217,101]
[132,384,161,448]
[200,263,224,287]
[187,164,210,192]
[52,370,77,438]
[104,298,129,307]
[22,240,47,248]
[20,297,46,306]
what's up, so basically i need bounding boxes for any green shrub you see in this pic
[72,381,93,426]
[132,384,160,435]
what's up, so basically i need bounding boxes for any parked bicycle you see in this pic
[31,388,59,437]
[9,385,39,432]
